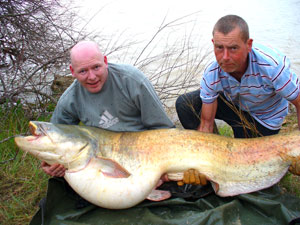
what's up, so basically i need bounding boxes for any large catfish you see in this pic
[15,121,300,209]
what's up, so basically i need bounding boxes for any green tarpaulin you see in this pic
[30,177,300,225]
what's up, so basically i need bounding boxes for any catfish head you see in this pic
[15,121,98,171]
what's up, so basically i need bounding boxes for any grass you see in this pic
[0,103,300,224]
[0,103,50,225]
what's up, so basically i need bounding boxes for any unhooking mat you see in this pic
[29,177,300,225]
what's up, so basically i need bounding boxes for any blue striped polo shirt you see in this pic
[200,43,299,130]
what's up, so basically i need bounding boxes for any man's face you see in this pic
[212,27,253,79]
[70,48,108,93]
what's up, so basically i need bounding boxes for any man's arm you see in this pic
[135,77,175,129]
[291,94,300,130]
[197,100,218,133]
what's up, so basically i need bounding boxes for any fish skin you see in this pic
[14,121,300,209]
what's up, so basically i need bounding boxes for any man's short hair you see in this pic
[212,15,249,42]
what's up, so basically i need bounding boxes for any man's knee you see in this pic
[175,93,198,119]
[176,91,201,112]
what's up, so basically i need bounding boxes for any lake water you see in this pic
[77,0,300,75]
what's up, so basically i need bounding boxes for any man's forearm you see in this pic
[198,100,218,133]
[291,95,300,130]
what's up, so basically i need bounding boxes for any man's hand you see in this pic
[177,169,208,186]
[41,161,66,177]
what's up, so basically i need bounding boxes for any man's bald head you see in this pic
[70,41,103,66]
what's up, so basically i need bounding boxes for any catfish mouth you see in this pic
[27,121,53,142]
[29,121,38,135]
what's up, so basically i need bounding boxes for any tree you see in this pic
[0,0,83,112]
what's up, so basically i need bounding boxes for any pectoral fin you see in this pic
[147,189,171,201]
[92,156,131,178]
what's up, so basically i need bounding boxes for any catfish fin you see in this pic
[211,181,219,193]
[147,189,171,201]
[92,156,131,178]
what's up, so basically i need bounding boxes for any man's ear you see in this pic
[104,55,108,65]
[247,39,253,52]
[70,64,76,78]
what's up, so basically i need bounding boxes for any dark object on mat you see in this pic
[158,181,214,200]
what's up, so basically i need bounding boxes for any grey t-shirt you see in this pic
[51,63,175,131]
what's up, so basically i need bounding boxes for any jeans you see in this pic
[175,90,280,138]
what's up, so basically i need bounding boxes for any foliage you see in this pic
[217,123,234,137]
[0,0,87,113]
[0,104,50,225]
[280,173,300,197]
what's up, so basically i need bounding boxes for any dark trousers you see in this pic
[175,90,280,138]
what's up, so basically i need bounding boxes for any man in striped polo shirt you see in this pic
[176,14,300,138]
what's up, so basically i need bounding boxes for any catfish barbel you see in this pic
[14,121,300,209]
